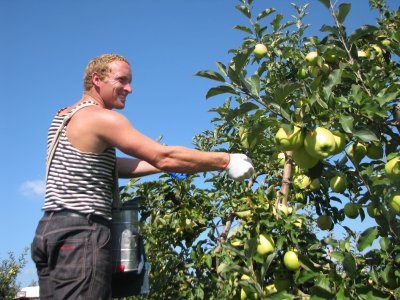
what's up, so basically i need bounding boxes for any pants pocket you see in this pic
[49,237,87,283]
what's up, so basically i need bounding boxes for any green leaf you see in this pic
[348,25,379,44]
[357,227,378,252]
[246,74,261,98]
[235,5,251,19]
[339,115,354,133]
[271,13,283,30]
[323,69,342,99]
[205,85,238,99]
[337,3,351,23]
[336,286,351,300]
[320,25,340,36]
[257,8,276,21]
[374,91,399,107]
[233,25,253,35]
[273,82,300,104]
[194,70,225,83]
[343,253,357,278]
[330,251,344,261]
[226,102,260,121]
[352,129,378,142]
[317,0,330,9]
[263,292,295,300]
[216,61,228,77]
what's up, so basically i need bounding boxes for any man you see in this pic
[31,54,254,299]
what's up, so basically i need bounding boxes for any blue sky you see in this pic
[1,0,398,287]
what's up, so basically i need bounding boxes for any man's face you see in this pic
[98,61,132,109]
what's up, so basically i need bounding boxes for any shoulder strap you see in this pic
[45,102,97,181]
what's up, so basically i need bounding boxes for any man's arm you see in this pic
[99,110,230,173]
[117,157,161,178]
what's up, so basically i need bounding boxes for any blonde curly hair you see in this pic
[83,54,130,91]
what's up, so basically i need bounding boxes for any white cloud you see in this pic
[20,180,45,198]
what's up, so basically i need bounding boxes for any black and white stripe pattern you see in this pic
[43,102,116,219]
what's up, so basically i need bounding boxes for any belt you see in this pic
[44,209,110,227]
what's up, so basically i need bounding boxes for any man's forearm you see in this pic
[117,157,161,178]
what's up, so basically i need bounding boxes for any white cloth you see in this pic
[225,154,254,180]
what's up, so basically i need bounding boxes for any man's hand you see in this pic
[225,154,254,180]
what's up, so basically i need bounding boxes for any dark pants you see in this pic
[31,211,112,300]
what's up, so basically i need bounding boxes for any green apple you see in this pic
[372,44,383,56]
[367,205,383,218]
[308,65,319,77]
[388,192,400,214]
[366,143,383,159]
[275,126,305,151]
[384,157,400,182]
[277,152,286,167]
[294,192,306,203]
[294,174,312,190]
[292,146,319,169]
[331,130,347,155]
[241,288,258,300]
[317,215,333,230]
[254,43,268,58]
[321,63,330,75]
[344,203,359,219]
[304,127,337,159]
[257,234,275,255]
[325,53,338,63]
[297,68,307,79]
[263,284,277,296]
[330,174,347,193]
[357,49,370,58]
[305,51,318,65]
[273,203,289,216]
[347,143,367,164]
[309,178,321,191]
[283,250,301,271]
[293,218,303,228]
[382,39,391,47]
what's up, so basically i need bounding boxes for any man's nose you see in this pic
[125,83,132,93]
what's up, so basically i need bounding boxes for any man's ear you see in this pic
[91,72,101,88]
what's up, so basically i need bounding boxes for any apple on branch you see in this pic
[304,127,337,159]
[254,43,268,59]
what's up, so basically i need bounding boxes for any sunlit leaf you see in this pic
[339,115,354,133]
[257,8,276,21]
[357,227,378,252]
[352,129,378,142]
[194,70,225,82]
[343,253,357,278]
[235,5,251,19]
[348,25,378,44]
[233,25,253,34]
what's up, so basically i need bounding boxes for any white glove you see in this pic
[225,153,254,180]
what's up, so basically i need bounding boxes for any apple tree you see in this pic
[124,0,399,299]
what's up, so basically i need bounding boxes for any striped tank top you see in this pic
[43,101,116,220]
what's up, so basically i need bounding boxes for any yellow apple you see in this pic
[292,146,319,169]
[384,157,400,182]
[294,174,312,190]
[277,152,286,167]
[347,143,367,164]
[331,130,347,155]
[305,51,318,65]
[257,234,275,255]
[283,250,301,271]
[275,126,305,151]
[388,192,400,214]
[304,127,337,159]
[330,174,347,193]
[357,49,370,58]
[254,43,268,58]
